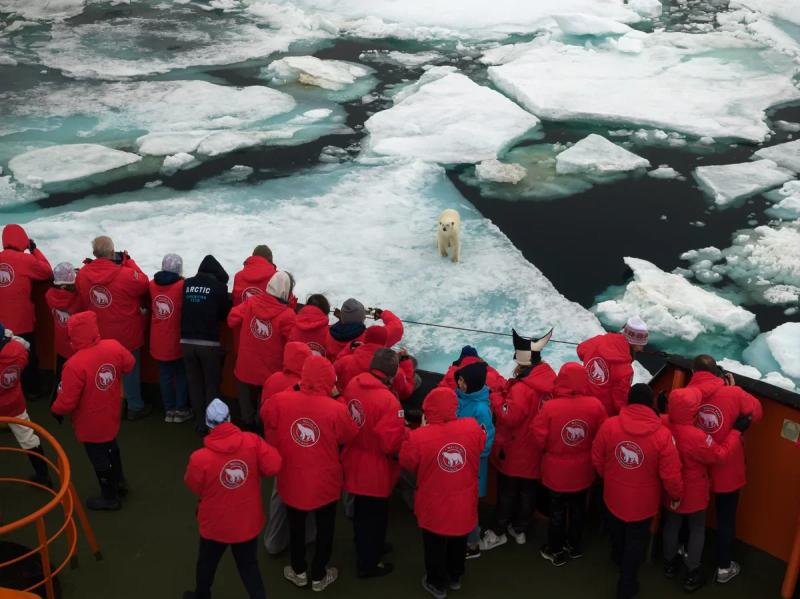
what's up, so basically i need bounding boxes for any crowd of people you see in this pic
[0,224,764,599]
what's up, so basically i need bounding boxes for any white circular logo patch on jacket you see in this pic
[347,399,365,428]
[695,404,723,434]
[53,309,71,327]
[250,317,272,340]
[0,366,20,389]
[153,295,174,320]
[291,418,320,447]
[0,263,15,287]
[220,459,249,489]
[561,419,589,446]
[586,357,610,386]
[95,363,117,391]
[89,285,113,308]
[242,287,263,302]
[438,443,466,473]
[615,441,644,469]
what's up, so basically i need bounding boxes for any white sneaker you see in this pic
[716,561,741,584]
[507,525,526,545]
[479,530,507,551]
[283,566,308,587]
[164,411,175,423]
[312,567,338,592]
[173,409,193,424]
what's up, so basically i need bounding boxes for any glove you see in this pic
[732,414,752,433]
[51,411,64,425]
[656,391,668,414]
[28,239,36,252]
[372,307,383,319]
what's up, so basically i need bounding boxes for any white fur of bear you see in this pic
[437,208,461,263]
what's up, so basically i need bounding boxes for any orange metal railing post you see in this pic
[34,517,55,599]
[781,509,800,599]
[70,483,102,560]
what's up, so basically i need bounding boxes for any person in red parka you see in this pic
[439,346,506,394]
[75,236,149,420]
[45,262,82,397]
[660,386,750,593]
[532,362,607,566]
[341,348,407,578]
[334,326,415,401]
[51,311,136,511]
[289,294,330,357]
[261,342,313,404]
[150,253,189,424]
[0,224,53,396]
[399,387,485,599]
[591,384,682,599]
[0,324,51,486]
[183,399,282,599]
[228,271,296,429]
[262,355,358,592]
[686,355,763,583]
[481,329,555,552]
[325,299,403,359]
[576,317,648,416]
[232,245,277,306]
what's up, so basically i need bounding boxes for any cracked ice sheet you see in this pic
[694,160,793,207]
[18,160,604,374]
[486,31,800,142]
[255,0,642,39]
[364,69,539,164]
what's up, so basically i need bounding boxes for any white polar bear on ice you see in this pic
[437,208,460,263]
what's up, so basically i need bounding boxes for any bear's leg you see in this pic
[451,240,460,263]
[438,234,449,257]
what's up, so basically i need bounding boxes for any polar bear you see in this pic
[437,208,460,263]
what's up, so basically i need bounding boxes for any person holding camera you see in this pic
[75,236,150,420]
[0,224,53,398]
[686,355,763,584]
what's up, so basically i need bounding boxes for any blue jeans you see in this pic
[158,359,188,412]
[122,349,143,411]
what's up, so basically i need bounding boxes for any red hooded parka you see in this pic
[490,361,556,479]
[532,362,608,493]
[51,311,135,443]
[288,305,331,358]
[687,371,763,493]
[324,309,404,359]
[576,332,634,416]
[340,371,408,498]
[0,225,53,334]
[663,387,741,513]
[261,356,359,510]
[260,342,312,405]
[75,256,149,351]
[591,403,683,522]
[0,337,28,417]
[185,422,282,543]
[399,388,485,536]
[148,277,184,362]
[45,287,82,359]
[228,293,296,386]
[232,255,277,306]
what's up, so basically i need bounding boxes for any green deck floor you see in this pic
[1,398,788,598]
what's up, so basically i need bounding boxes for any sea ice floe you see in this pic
[765,181,800,219]
[161,153,199,176]
[263,55,376,101]
[20,159,605,373]
[693,160,794,206]
[718,357,796,391]
[753,139,800,173]
[555,134,650,176]
[486,32,800,142]
[8,143,144,193]
[364,70,539,164]
[628,0,663,18]
[593,257,758,350]
[648,166,683,180]
[743,322,800,387]
[475,159,527,184]
[552,14,632,36]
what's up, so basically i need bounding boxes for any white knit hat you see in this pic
[623,317,649,346]
[205,398,230,429]
[53,262,77,285]
[267,271,294,302]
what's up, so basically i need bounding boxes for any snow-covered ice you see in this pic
[743,322,800,386]
[263,56,375,100]
[718,357,796,390]
[555,134,650,176]
[161,153,199,176]
[753,139,800,173]
[552,14,632,36]
[628,0,662,18]
[364,70,539,164]
[475,159,527,184]
[20,160,605,373]
[0,0,86,20]
[694,160,794,206]
[487,32,800,142]
[593,257,758,348]
[766,181,800,219]
[8,144,143,193]
[648,166,682,180]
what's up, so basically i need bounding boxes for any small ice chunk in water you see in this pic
[593,257,758,343]
[161,153,198,176]
[647,166,682,179]
[8,144,143,193]
[364,70,539,164]
[765,181,800,219]
[762,285,800,304]
[775,120,800,133]
[552,14,632,36]
[628,0,663,18]
[264,56,373,91]
[743,322,800,385]
[694,160,793,206]
[475,159,527,184]
[753,139,800,172]
[555,134,650,176]
[681,246,723,263]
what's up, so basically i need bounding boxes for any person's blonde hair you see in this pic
[92,236,115,259]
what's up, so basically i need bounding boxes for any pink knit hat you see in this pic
[623,317,649,346]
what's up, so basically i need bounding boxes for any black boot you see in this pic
[87,469,121,511]
[27,445,53,488]
[683,568,706,593]
[109,443,128,497]
[664,555,681,579]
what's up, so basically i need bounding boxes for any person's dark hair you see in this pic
[370,348,399,379]
[252,245,273,263]
[628,383,653,407]
[306,294,330,316]
[692,354,718,373]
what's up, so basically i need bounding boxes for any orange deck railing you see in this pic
[0,417,100,599]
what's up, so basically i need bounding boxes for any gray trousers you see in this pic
[662,509,706,571]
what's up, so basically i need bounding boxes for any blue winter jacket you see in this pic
[456,385,495,497]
